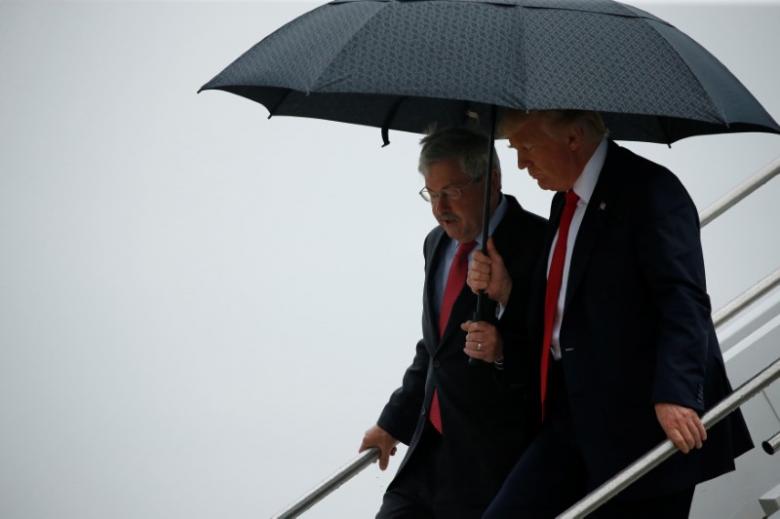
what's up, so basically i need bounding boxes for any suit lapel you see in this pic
[564,143,618,310]
[424,229,447,353]
[545,192,566,257]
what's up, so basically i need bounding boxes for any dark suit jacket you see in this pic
[526,142,753,498]
[377,194,547,506]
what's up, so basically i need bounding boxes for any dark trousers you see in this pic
[376,423,485,519]
[483,362,695,519]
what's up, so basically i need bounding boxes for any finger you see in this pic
[472,341,496,358]
[468,268,487,281]
[379,450,390,471]
[695,415,707,444]
[466,279,485,294]
[391,447,397,456]
[677,423,697,452]
[469,257,491,273]
[468,268,491,287]
[669,429,690,454]
[469,261,491,274]
[467,320,493,333]
[684,416,705,449]
[477,323,497,338]
[460,321,473,331]
[463,346,486,360]
[467,331,483,343]
[471,250,491,265]
[469,321,488,333]
[464,339,488,355]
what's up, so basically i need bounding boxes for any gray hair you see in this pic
[418,126,501,181]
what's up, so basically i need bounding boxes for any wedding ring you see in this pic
[477,343,482,351]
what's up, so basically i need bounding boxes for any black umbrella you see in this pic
[200,0,779,144]
[199,0,779,323]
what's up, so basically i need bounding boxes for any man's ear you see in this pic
[567,123,585,152]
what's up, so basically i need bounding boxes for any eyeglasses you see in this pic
[419,178,480,202]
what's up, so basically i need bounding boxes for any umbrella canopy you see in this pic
[200,0,779,144]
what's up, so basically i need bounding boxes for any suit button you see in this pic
[433,360,441,368]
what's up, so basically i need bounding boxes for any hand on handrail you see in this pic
[654,403,707,453]
[360,425,398,470]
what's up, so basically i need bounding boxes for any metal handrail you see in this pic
[713,267,780,328]
[763,430,780,455]
[700,156,780,227]
[271,448,379,518]
[558,356,780,518]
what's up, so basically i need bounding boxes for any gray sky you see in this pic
[1,2,779,518]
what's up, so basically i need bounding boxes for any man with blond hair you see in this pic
[468,109,752,517]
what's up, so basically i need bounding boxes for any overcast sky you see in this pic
[1,2,779,518]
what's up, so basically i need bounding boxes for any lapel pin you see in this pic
[599,201,607,211]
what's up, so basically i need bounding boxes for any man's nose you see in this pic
[434,195,450,212]
[517,152,530,170]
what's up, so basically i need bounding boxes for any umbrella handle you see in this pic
[469,105,498,367]
[467,295,491,367]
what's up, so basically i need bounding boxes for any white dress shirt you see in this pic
[548,137,608,359]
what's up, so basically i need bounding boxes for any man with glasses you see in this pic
[359,126,547,518]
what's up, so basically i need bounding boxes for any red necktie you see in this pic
[540,191,579,420]
[430,240,477,434]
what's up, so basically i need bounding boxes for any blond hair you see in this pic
[499,109,607,143]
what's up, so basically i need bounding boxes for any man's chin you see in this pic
[536,179,555,191]
[440,222,462,240]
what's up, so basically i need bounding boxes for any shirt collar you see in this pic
[571,137,608,204]
[451,193,508,249]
